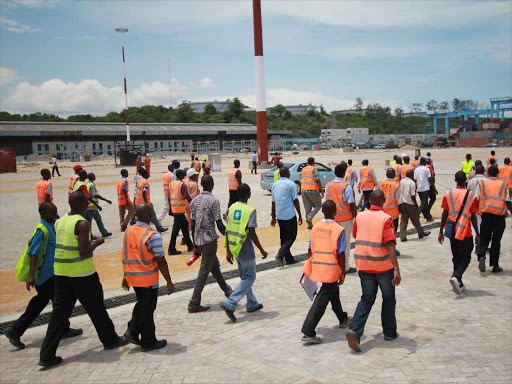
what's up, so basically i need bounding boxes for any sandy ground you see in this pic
[0,146,509,315]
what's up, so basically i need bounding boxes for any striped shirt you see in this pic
[190,191,221,245]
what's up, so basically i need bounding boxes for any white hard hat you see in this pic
[186,168,198,178]
[401,153,408,158]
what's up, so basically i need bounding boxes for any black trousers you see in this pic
[169,214,192,252]
[301,282,348,337]
[418,191,432,220]
[40,273,119,361]
[277,217,297,263]
[52,165,61,177]
[127,287,158,348]
[228,190,239,209]
[251,161,258,174]
[11,277,70,337]
[476,213,506,267]
[362,190,372,211]
[450,236,473,285]
[427,187,436,213]
[392,218,399,238]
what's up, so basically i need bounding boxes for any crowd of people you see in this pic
[4,150,511,366]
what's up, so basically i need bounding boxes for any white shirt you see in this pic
[414,165,431,192]
[399,177,417,205]
[251,153,257,162]
[467,174,487,198]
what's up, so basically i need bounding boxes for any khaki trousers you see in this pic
[399,203,424,241]
[338,219,353,270]
[119,202,135,228]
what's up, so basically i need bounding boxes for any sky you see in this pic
[0,0,511,116]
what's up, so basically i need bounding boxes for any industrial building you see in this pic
[180,100,231,113]
[0,122,290,158]
[276,105,317,115]
[331,109,368,116]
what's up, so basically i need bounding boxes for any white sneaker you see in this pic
[460,285,465,294]
[450,277,462,295]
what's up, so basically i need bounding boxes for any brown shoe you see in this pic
[188,305,210,313]
[346,330,362,352]
[306,220,313,229]
[121,224,128,232]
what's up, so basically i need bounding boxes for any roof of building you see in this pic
[0,122,291,137]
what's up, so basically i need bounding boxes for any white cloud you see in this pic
[2,0,63,8]
[200,77,216,89]
[0,67,20,85]
[2,78,189,115]
[0,16,40,33]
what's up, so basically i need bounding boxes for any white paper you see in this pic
[300,274,319,301]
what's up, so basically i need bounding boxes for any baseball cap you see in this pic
[73,164,83,171]
[186,168,198,178]
[401,153,408,158]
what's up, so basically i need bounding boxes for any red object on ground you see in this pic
[0,148,17,173]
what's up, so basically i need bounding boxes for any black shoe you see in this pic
[104,336,130,350]
[102,232,112,237]
[38,356,63,368]
[346,267,357,274]
[479,256,486,272]
[426,218,434,222]
[420,231,431,238]
[124,331,141,345]
[91,236,98,241]
[159,228,168,233]
[492,266,503,273]
[181,238,186,245]
[168,250,182,256]
[61,328,83,340]
[248,304,263,313]
[396,250,401,257]
[401,238,407,242]
[275,256,284,268]
[225,289,233,298]
[4,328,25,350]
[384,333,399,341]
[220,302,237,322]
[141,339,167,352]
[286,258,297,265]
[187,246,194,252]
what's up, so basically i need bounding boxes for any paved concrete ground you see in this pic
[0,217,510,383]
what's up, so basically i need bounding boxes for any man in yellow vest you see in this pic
[73,169,99,210]
[301,157,324,229]
[474,165,512,273]
[273,161,284,183]
[86,173,112,238]
[300,200,351,344]
[168,169,193,255]
[121,203,174,352]
[36,168,53,205]
[438,171,480,295]
[39,192,128,367]
[220,184,267,322]
[461,153,474,183]
[346,190,401,352]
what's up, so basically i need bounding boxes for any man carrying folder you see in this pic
[300,200,351,344]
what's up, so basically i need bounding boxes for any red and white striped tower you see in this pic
[115,27,130,143]
[252,0,268,163]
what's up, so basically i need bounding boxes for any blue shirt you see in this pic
[121,176,128,191]
[28,219,56,286]
[333,177,355,204]
[271,177,298,221]
[308,219,347,254]
[349,168,359,187]
[135,221,164,288]
[238,209,257,261]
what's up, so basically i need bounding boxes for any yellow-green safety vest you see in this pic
[73,180,87,193]
[461,161,474,180]
[390,160,396,166]
[224,202,256,258]
[86,181,99,208]
[14,223,49,282]
[274,169,279,183]
[54,214,94,276]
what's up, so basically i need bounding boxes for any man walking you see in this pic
[399,169,430,242]
[346,190,401,353]
[438,171,480,295]
[301,157,323,229]
[122,203,174,352]
[251,151,258,174]
[499,157,512,193]
[391,157,403,183]
[377,168,402,256]
[188,175,233,312]
[228,160,243,209]
[273,161,284,182]
[86,173,112,238]
[325,163,358,273]
[401,156,412,180]
[271,167,303,267]
[68,164,82,196]
[202,156,211,175]
[157,164,175,223]
[144,154,151,175]
[6,203,82,350]
[184,168,200,230]
[51,156,61,177]
[191,157,201,173]
[344,159,358,197]
[220,184,267,322]
[134,169,167,233]
[358,159,377,211]
[168,169,194,255]
[36,169,53,205]
[301,200,351,344]
[414,157,436,222]
[467,165,486,246]
[487,150,498,166]
[39,192,128,367]
[462,153,474,183]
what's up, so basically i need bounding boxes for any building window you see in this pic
[38,144,42,152]
[92,143,96,150]
[64,144,67,151]
[160,142,163,148]
[145,143,149,149]
[168,142,172,148]
[99,143,103,150]
[107,144,111,150]
[154,142,158,148]
[44,144,49,152]
[56,144,61,151]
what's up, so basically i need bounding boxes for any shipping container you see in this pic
[456,138,492,147]
[0,148,17,173]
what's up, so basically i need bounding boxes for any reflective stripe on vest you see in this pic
[445,188,476,241]
[478,179,507,215]
[378,180,399,219]
[68,174,79,196]
[134,179,151,205]
[170,180,186,214]
[344,166,353,183]
[301,165,320,191]
[401,164,411,179]
[353,210,393,272]
[36,180,53,205]
[359,166,375,190]
[117,178,130,205]
[228,168,239,191]
[54,214,94,276]
[224,202,256,258]
[498,165,512,189]
[325,181,352,222]
[391,164,402,182]
[163,173,172,198]
[122,226,159,287]
[304,221,343,283]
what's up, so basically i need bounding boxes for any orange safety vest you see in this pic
[228,168,239,191]
[134,178,151,205]
[354,209,394,272]
[301,165,320,191]
[378,180,400,219]
[498,165,512,189]
[68,174,79,196]
[478,178,507,215]
[302,220,343,283]
[192,160,201,172]
[401,164,411,179]
[411,160,419,169]
[170,180,186,214]
[391,164,402,182]
[36,180,53,205]
[325,181,352,222]
[487,155,497,165]
[359,166,375,190]
[204,161,211,170]
[117,178,130,206]
[344,166,353,183]
[122,225,159,287]
[444,187,477,241]
[163,172,172,199]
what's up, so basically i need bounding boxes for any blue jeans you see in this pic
[348,269,397,341]
[86,209,109,236]
[221,258,259,312]
[150,204,164,232]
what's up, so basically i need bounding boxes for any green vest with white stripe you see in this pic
[224,202,255,258]
[54,214,94,276]
[73,180,87,193]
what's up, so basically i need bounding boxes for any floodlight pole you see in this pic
[116,27,130,143]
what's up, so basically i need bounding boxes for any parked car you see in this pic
[484,143,498,147]
[260,161,335,195]
[374,144,386,149]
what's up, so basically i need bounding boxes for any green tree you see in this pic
[270,104,286,117]
[228,97,244,118]
[426,100,439,111]
[204,103,217,115]
[176,103,194,123]
[354,97,363,111]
